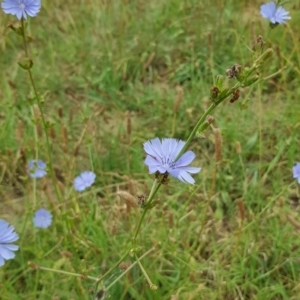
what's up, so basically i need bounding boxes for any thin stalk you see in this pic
[29,262,98,281]
[134,253,157,290]
[91,179,160,292]
[105,247,156,291]
[133,179,161,241]
[21,18,62,204]
[176,103,216,159]
[32,176,37,208]
[93,249,130,298]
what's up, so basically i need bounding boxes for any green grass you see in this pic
[1,0,300,299]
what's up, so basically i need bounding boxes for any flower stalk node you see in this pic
[7,21,24,35]
[28,261,39,270]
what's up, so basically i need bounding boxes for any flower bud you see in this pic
[229,89,240,103]
[226,64,243,80]
[7,22,24,36]
[252,35,265,52]
[196,115,214,135]
[254,48,273,66]
[210,86,220,101]
[18,58,33,70]
[244,75,259,87]
[215,75,224,89]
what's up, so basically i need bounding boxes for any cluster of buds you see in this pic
[209,37,274,105]
[209,75,229,103]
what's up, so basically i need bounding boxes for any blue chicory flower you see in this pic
[28,159,47,179]
[33,208,52,229]
[144,138,201,184]
[74,171,96,192]
[1,0,41,20]
[293,162,300,184]
[0,220,19,267]
[260,1,291,24]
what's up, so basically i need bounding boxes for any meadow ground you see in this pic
[1,0,300,299]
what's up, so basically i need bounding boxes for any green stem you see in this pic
[176,82,241,159]
[104,247,156,292]
[93,249,130,298]
[134,253,157,290]
[216,82,241,105]
[21,18,29,56]
[29,262,98,281]
[21,18,62,204]
[128,79,242,281]
[175,103,215,159]
[93,180,161,292]
[32,176,36,208]
[133,179,161,242]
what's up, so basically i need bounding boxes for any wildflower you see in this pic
[1,0,41,20]
[0,220,19,267]
[260,2,291,24]
[293,163,300,184]
[33,209,52,229]
[28,159,47,178]
[74,171,96,192]
[144,138,201,184]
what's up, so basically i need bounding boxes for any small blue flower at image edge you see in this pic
[28,159,47,179]
[260,1,291,24]
[144,138,201,184]
[33,209,52,229]
[74,171,96,192]
[0,219,19,267]
[1,0,41,20]
[293,163,300,184]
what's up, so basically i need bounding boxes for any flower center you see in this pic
[18,1,25,10]
[161,156,175,168]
